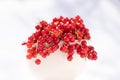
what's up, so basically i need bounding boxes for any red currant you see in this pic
[35,59,41,65]
[22,15,98,65]
[67,55,73,61]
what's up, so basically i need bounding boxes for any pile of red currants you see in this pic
[22,15,97,65]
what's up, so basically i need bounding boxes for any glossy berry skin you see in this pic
[26,55,32,60]
[60,46,68,53]
[67,55,73,61]
[35,25,41,30]
[35,59,41,65]
[22,15,98,65]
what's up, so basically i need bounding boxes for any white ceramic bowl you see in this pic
[27,50,85,80]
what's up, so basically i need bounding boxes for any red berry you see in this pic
[35,59,41,65]
[88,46,94,50]
[52,45,59,52]
[63,35,70,42]
[87,50,97,60]
[75,15,81,20]
[22,15,98,65]
[79,53,86,58]
[69,35,76,42]
[68,51,74,55]
[47,47,53,54]
[92,54,97,60]
[81,40,87,48]
[40,20,48,27]
[67,55,73,61]
[53,37,60,44]
[26,42,32,48]
[41,53,47,58]
[81,40,87,45]
[74,43,80,49]
[27,49,33,54]
[26,54,32,59]
[35,25,41,30]
[28,36,34,42]
[68,44,75,50]
[46,36,53,44]
[60,46,68,53]
[38,44,44,51]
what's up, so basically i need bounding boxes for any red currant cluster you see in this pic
[22,15,97,65]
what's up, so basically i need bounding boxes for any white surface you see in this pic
[0,0,120,80]
[28,50,85,80]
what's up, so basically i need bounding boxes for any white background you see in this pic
[0,0,120,80]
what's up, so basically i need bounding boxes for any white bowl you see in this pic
[27,50,85,80]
